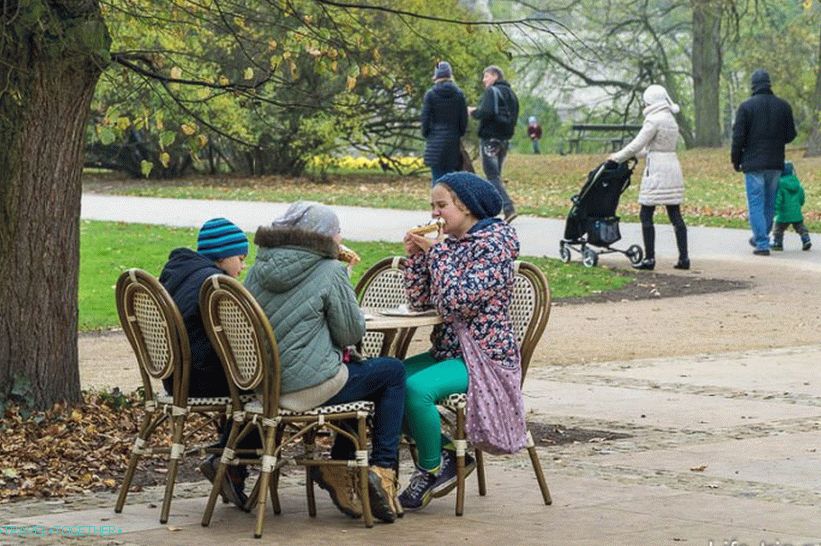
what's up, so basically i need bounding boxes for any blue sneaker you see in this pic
[398,467,438,511]
[431,448,476,498]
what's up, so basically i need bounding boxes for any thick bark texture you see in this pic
[0,1,109,409]
[805,26,821,157]
[691,0,723,148]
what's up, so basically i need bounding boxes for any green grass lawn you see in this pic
[84,147,821,231]
[79,221,631,331]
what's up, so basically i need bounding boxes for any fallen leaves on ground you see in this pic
[0,391,211,503]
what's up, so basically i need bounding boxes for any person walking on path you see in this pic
[527,116,542,154]
[608,84,689,270]
[421,61,468,183]
[731,68,797,256]
[468,65,520,223]
[772,161,812,251]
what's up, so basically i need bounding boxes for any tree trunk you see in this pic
[0,2,109,410]
[691,0,723,148]
[805,26,821,157]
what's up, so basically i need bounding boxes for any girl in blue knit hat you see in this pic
[158,217,253,510]
[399,171,523,511]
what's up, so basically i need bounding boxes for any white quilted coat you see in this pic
[611,103,684,206]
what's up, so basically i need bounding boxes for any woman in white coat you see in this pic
[609,84,689,270]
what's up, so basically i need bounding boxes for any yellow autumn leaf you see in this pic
[268,39,278,50]
[181,123,196,136]
[218,75,230,86]
[159,152,170,168]
[170,66,182,79]
[70,409,83,422]
[282,50,291,60]
[330,60,338,72]
[197,134,209,147]
[346,75,356,91]
[360,65,369,77]
[243,67,254,80]
[116,117,131,131]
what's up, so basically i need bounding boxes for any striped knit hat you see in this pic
[197,218,248,260]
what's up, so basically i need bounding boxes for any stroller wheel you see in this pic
[559,243,572,263]
[626,244,644,265]
[582,248,598,268]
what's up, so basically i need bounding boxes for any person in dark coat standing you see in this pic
[421,61,468,183]
[731,69,797,255]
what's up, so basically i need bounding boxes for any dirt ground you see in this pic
[79,257,821,391]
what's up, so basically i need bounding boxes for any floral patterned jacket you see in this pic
[404,220,520,366]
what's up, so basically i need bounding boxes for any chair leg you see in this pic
[202,415,244,527]
[455,408,466,517]
[253,425,277,539]
[304,430,317,518]
[160,415,185,524]
[526,430,552,505]
[475,448,487,496]
[270,469,282,515]
[115,413,159,513]
[357,417,374,528]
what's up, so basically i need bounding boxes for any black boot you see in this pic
[632,258,655,270]
[674,259,690,270]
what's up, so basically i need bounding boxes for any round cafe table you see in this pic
[362,308,443,357]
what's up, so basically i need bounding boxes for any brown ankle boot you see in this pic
[368,466,398,523]
[311,466,363,518]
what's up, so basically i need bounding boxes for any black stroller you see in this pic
[559,159,644,268]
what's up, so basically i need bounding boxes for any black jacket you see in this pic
[731,88,796,172]
[159,248,229,397]
[471,80,519,140]
[421,81,468,170]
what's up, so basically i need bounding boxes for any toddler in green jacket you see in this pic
[773,161,811,251]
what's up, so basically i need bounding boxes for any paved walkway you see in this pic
[81,194,821,270]
[5,345,821,545]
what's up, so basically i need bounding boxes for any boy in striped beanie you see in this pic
[158,217,252,510]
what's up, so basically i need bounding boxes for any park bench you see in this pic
[566,124,643,154]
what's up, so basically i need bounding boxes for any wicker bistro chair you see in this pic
[114,269,239,524]
[354,256,412,358]
[198,274,377,538]
[438,261,553,515]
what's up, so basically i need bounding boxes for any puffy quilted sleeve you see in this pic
[610,119,657,163]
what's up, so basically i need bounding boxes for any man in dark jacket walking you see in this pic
[468,65,520,222]
[731,69,797,255]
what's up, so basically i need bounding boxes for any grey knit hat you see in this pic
[271,201,340,237]
[433,61,452,80]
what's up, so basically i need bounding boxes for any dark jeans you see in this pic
[325,357,406,468]
[773,221,810,241]
[480,138,514,215]
[640,204,688,262]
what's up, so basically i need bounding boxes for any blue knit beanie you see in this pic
[436,171,502,219]
[197,218,249,260]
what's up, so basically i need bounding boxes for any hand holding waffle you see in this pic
[404,218,444,255]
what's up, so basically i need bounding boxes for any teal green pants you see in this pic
[404,352,469,471]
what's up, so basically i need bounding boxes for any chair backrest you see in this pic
[115,269,190,401]
[510,261,551,381]
[199,274,280,414]
[354,256,408,358]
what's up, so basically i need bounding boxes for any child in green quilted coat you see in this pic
[772,162,811,251]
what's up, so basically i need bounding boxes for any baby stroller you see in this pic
[559,159,644,268]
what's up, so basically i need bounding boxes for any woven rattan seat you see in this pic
[199,274,378,538]
[244,399,374,417]
[354,256,412,358]
[435,261,553,515]
[114,269,234,524]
